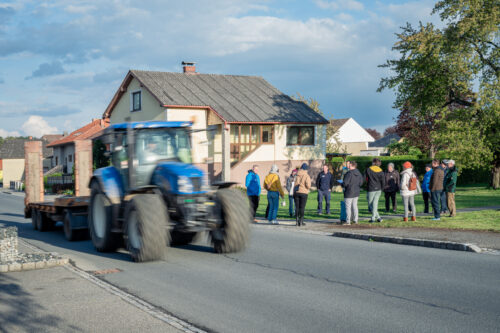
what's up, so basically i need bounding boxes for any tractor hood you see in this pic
[155,161,204,178]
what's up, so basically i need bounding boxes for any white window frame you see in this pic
[130,90,142,112]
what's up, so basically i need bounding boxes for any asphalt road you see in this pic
[1,192,500,333]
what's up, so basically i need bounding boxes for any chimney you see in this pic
[182,61,196,74]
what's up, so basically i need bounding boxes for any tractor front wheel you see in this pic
[124,194,169,262]
[211,188,251,253]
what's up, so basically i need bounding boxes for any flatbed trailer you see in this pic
[25,196,90,241]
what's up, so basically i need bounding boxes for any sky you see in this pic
[0,0,441,138]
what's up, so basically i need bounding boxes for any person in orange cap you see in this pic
[400,161,421,221]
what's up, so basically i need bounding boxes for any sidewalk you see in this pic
[0,241,181,333]
[255,206,500,251]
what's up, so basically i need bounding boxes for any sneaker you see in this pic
[345,222,351,225]
[302,222,306,226]
[377,218,383,222]
[431,218,441,221]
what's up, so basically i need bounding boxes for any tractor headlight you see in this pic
[201,174,210,191]
[178,176,193,193]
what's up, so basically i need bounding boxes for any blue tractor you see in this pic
[88,121,251,262]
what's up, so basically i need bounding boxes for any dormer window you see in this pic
[131,91,141,111]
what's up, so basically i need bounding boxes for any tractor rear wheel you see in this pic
[124,194,169,262]
[211,188,251,253]
[89,182,121,252]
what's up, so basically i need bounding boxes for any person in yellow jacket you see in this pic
[264,164,284,224]
[294,163,311,226]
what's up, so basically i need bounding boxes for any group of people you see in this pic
[245,163,313,226]
[245,157,458,226]
[341,158,458,224]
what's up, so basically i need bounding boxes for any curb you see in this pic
[0,255,69,273]
[332,232,483,253]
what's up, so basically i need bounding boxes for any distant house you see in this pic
[328,118,375,156]
[0,138,54,188]
[47,119,109,174]
[102,62,329,182]
[361,133,402,156]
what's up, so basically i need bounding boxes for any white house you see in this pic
[328,118,375,155]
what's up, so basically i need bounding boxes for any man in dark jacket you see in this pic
[444,160,458,217]
[430,159,445,220]
[365,158,386,222]
[342,161,363,225]
[316,164,334,215]
[384,162,400,213]
[440,160,449,214]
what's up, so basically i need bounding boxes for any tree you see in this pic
[293,93,324,116]
[365,128,382,140]
[378,0,499,188]
[383,125,398,137]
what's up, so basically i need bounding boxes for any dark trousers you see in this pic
[422,192,430,213]
[294,193,308,225]
[384,191,397,211]
[431,191,442,219]
[317,189,331,214]
[440,191,448,213]
[248,195,259,218]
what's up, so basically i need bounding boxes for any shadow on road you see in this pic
[0,273,82,333]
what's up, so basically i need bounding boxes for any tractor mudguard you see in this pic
[90,166,125,204]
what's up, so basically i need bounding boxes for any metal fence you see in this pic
[9,181,23,191]
[46,175,74,185]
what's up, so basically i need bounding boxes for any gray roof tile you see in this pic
[130,70,328,124]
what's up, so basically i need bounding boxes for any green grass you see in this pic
[256,186,500,221]
[357,210,500,232]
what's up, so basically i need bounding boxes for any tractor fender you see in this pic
[89,167,125,205]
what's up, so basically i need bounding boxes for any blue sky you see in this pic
[0,0,440,137]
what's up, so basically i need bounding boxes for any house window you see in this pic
[229,124,274,164]
[287,126,315,146]
[68,154,72,162]
[131,91,141,111]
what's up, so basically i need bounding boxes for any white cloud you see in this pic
[0,128,21,137]
[21,116,58,137]
[315,0,364,11]
[64,5,96,14]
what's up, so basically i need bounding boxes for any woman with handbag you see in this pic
[294,163,311,227]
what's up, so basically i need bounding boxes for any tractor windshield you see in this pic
[136,128,192,165]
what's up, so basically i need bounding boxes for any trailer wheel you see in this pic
[89,182,120,252]
[31,208,38,230]
[211,188,251,253]
[63,210,87,241]
[36,210,50,232]
[170,231,197,246]
[124,194,169,262]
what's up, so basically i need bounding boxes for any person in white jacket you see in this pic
[400,161,421,221]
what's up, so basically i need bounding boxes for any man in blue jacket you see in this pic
[245,165,261,219]
[316,164,335,215]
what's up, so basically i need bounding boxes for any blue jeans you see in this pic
[440,191,448,212]
[267,191,280,221]
[288,195,295,216]
[431,191,442,218]
[317,189,331,214]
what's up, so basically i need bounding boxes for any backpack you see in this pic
[409,172,418,191]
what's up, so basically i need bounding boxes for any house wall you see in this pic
[340,142,369,156]
[333,118,374,143]
[109,78,165,124]
[2,159,25,188]
[53,145,75,174]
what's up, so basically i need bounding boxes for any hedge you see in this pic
[326,156,489,186]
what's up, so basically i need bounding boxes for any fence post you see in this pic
[74,140,93,197]
[24,141,44,207]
